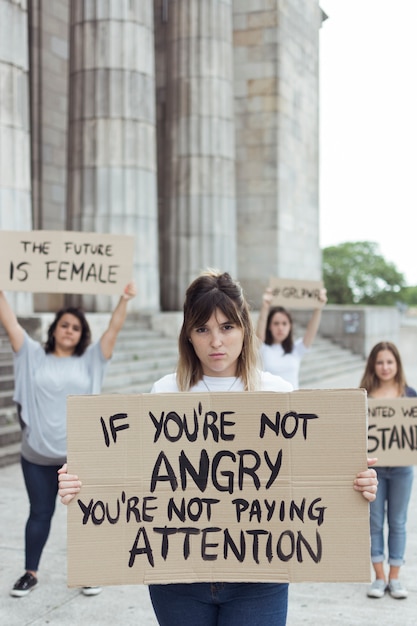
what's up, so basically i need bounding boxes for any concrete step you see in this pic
[102,381,157,395]
[0,374,14,391]
[0,405,17,427]
[0,346,13,356]
[110,344,178,363]
[0,389,14,409]
[103,354,178,393]
[0,442,21,468]
[0,422,21,447]
[0,362,13,376]
[106,353,178,375]
[300,337,366,387]
[0,323,20,471]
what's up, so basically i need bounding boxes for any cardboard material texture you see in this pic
[268,278,325,309]
[368,397,417,466]
[66,389,371,587]
[0,230,134,295]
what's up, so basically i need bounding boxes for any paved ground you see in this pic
[1,322,417,625]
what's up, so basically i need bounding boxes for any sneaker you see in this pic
[10,572,38,597]
[82,586,102,596]
[387,579,408,599]
[367,579,386,598]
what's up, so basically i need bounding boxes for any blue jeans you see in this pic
[370,465,414,567]
[21,456,60,572]
[149,582,288,626]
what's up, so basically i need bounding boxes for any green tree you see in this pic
[399,285,417,307]
[322,241,406,305]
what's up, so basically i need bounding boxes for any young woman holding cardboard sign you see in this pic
[0,282,136,598]
[58,270,377,625]
[256,286,327,389]
[360,341,416,600]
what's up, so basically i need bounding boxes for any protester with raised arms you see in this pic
[256,285,327,389]
[0,282,136,598]
[58,269,377,625]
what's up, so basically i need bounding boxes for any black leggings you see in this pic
[21,456,61,572]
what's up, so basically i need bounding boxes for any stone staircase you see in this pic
[101,319,179,394]
[0,326,20,467]
[0,318,366,467]
[299,332,366,388]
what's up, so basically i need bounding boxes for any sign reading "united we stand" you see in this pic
[367,397,417,466]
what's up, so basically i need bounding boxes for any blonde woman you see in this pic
[59,271,377,625]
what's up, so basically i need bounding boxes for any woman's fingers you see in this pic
[58,469,82,505]
[353,468,378,502]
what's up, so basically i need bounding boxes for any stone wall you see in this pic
[292,305,401,358]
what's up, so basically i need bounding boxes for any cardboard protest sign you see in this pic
[368,397,417,466]
[0,230,134,295]
[66,389,371,587]
[268,278,325,309]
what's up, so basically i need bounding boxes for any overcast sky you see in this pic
[319,0,417,285]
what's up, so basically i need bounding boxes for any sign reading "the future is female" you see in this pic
[0,230,134,295]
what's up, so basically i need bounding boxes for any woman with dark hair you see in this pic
[44,306,92,356]
[0,283,136,598]
[360,341,416,600]
[256,286,327,389]
[58,269,377,625]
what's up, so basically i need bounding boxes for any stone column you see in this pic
[233,0,323,305]
[67,0,159,312]
[0,0,33,314]
[29,0,69,232]
[156,0,236,310]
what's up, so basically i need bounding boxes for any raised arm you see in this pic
[100,281,137,359]
[256,287,273,343]
[302,288,327,348]
[0,291,25,352]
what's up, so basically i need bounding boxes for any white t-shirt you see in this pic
[260,338,308,389]
[151,371,293,394]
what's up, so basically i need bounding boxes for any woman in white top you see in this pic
[256,287,327,389]
[58,270,376,626]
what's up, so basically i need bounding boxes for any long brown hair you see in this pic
[359,341,407,395]
[265,306,294,353]
[176,269,260,391]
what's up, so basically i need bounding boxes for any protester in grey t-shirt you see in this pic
[0,283,136,598]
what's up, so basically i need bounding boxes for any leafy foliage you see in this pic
[399,285,417,307]
[322,241,406,305]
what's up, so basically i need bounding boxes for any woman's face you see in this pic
[268,311,291,344]
[189,308,244,377]
[53,313,82,355]
[374,349,398,383]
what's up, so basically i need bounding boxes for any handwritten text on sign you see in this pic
[0,230,134,295]
[368,397,417,466]
[66,390,370,587]
[268,278,325,309]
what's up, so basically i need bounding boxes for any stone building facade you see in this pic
[0,0,325,314]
